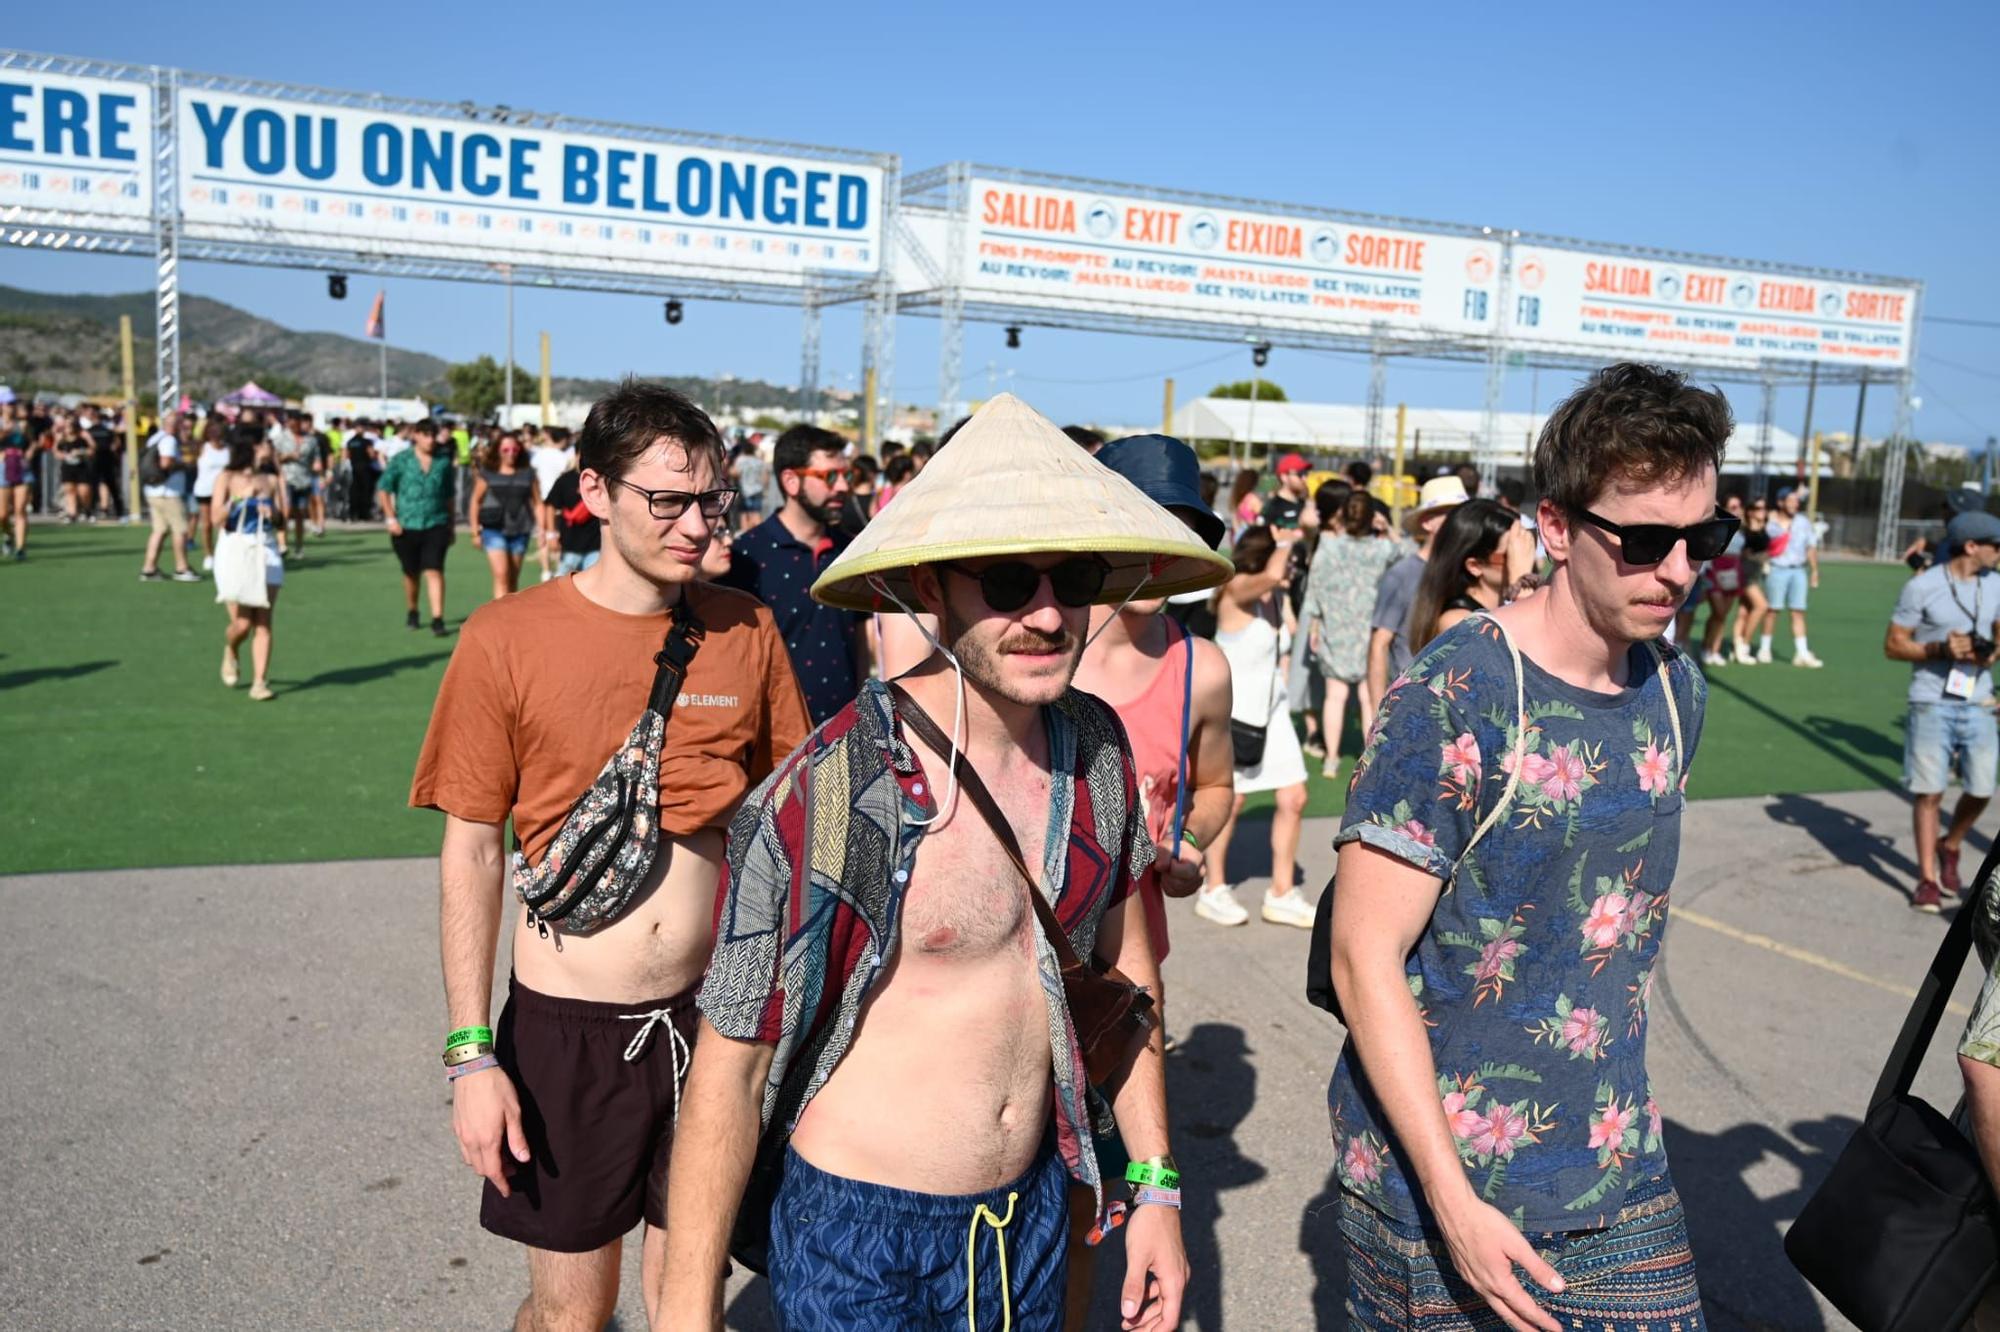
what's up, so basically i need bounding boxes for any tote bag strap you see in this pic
[1870,878,1983,1113]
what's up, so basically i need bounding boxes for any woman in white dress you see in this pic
[210,430,288,701]
[191,417,234,570]
[1196,524,1316,929]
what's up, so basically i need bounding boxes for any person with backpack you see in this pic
[1325,363,1727,1330]
[138,409,200,583]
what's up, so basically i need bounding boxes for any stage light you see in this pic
[1005,325,1021,349]
[664,299,684,326]
[1252,342,1271,368]
[328,274,348,300]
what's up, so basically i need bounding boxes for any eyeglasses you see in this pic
[1576,508,1740,566]
[613,479,737,521]
[938,556,1110,612]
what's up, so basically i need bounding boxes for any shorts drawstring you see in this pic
[965,1189,1018,1332]
[617,1007,693,1126]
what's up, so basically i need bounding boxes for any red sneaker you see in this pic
[1912,880,1944,914]
[1939,842,1964,896]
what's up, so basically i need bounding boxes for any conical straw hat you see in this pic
[813,393,1233,612]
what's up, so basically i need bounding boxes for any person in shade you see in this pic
[1886,508,2000,913]
[661,394,1231,1332]
[1328,363,1725,1330]
[722,424,873,725]
[1065,433,1236,1325]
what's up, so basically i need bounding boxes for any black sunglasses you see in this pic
[613,479,737,522]
[938,556,1110,613]
[1576,508,1740,566]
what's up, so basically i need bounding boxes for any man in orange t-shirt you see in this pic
[410,381,809,1331]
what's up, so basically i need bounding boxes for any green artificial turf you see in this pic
[1,525,1920,872]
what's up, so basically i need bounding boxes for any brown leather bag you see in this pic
[893,687,1156,1089]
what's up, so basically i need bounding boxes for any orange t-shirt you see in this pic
[409,576,811,863]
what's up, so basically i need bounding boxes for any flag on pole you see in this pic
[365,291,386,341]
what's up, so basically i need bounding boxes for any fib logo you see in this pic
[1188,214,1220,249]
[1311,228,1341,264]
[1464,249,1494,283]
[1084,201,1119,239]
[1820,287,1843,317]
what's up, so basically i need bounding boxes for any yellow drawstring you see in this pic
[965,1189,1019,1332]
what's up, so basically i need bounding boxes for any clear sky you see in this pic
[7,0,1997,448]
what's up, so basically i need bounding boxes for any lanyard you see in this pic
[1945,572,1985,634]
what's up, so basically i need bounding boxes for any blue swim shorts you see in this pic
[768,1139,1070,1331]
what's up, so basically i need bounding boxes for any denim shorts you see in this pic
[557,549,600,575]
[480,530,529,556]
[1905,699,2000,798]
[1766,565,1810,610]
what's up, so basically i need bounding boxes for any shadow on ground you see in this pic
[0,659,118,690]
[289,651,454,693]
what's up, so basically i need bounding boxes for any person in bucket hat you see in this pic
[664,395,1228,1331]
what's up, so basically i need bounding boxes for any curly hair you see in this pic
[1533,363,1732,514]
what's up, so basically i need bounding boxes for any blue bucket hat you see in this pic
[1096,433,1226,550]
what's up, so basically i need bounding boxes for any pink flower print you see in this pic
[1442,1090,1488,1142]
[1540,744,1587,803]
[1589,1102,1637,1151]
[1471,1102,1532,1158]
[1561,1006,1605,1057]
[1474,936,1521,983]
[1342,1135,1382,1185]
[1583,893,1630,949]
[1441,733,1482,783]
[1394,818,1437,849]
[1503,746,1555,786]
[1635,741,1673,796]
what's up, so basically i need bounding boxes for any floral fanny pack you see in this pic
[512,601,706,937]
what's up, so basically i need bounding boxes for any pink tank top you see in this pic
[1113,622,1193,963]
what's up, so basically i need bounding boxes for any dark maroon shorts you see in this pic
[480,975,700,1253]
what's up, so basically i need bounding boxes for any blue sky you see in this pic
[8,0,1997,446]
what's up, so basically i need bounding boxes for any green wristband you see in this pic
[1125,1160,1182,1191]
[1180,827,1203,851]
[444,1026,493,1051]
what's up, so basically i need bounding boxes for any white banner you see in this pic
[1507,245,1915,370]
[962,177,1499,339]
[0,71,153,231]
[176,89,883,283]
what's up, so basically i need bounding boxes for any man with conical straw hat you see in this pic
[661,394,1230,1331]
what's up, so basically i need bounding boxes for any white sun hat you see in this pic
[812,393,1233,612]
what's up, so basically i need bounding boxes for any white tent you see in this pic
[1172,396,1805,474]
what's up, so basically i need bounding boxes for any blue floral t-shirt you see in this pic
[1328,614,1705,1231]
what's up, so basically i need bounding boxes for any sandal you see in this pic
[221,651,240,688]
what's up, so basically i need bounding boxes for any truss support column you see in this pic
[798,280,822,427]
[1364,325,1386,460]
[1874,372,1917,562]
[859,161,900,451]
[1750,367,1776,498]
[935,163,967,434]
[152,66,180,412]
[1477,237,1513,493]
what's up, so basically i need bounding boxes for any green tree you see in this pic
[1208,378,1287,402]
[445,355,540,419]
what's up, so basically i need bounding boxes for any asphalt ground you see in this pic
[2,787,1984,1330]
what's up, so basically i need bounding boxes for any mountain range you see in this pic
[0,284,800,411]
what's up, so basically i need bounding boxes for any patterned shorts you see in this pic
[1339,1174,1704,1331]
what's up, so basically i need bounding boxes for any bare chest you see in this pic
[899,783,1055,961]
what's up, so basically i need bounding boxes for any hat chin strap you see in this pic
[1083,568,1156,653]
[868,573,966,830]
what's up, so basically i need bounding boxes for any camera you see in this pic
[1974,635,1996,661]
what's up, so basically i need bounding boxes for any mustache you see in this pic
[997,629,1075,654]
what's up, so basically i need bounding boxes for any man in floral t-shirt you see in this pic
[1326,362,1735,1331]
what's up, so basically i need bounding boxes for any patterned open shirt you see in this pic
[698,679,1151,1210]
[1329,615,1706,1231]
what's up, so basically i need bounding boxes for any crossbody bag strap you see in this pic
[645,597,708,717]
[892,685,1089,975]
[1453,611,1526,877]
[1171,624,1194,848]
[1870,883,1980,1113]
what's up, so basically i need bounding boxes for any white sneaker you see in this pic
[1262,888,1316,929]
[1193,884,1250,927]
[1702,650,1728,669]
[1756,643,1773,664]
[202,555,214,571]
[1733,641,1756,665]
[1794,650,1824,669]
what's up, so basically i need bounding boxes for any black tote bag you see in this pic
[1785,856,2000,1330]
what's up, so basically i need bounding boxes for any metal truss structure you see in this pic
[898,161,1922,549]
[0,49,899,445]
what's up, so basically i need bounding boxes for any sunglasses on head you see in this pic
[1575,508,1740,566]
[937,556,1110,613]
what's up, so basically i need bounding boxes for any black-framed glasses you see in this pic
[938,556,1110,612]
[614,479,736,522]
[1576,508,1740,566]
